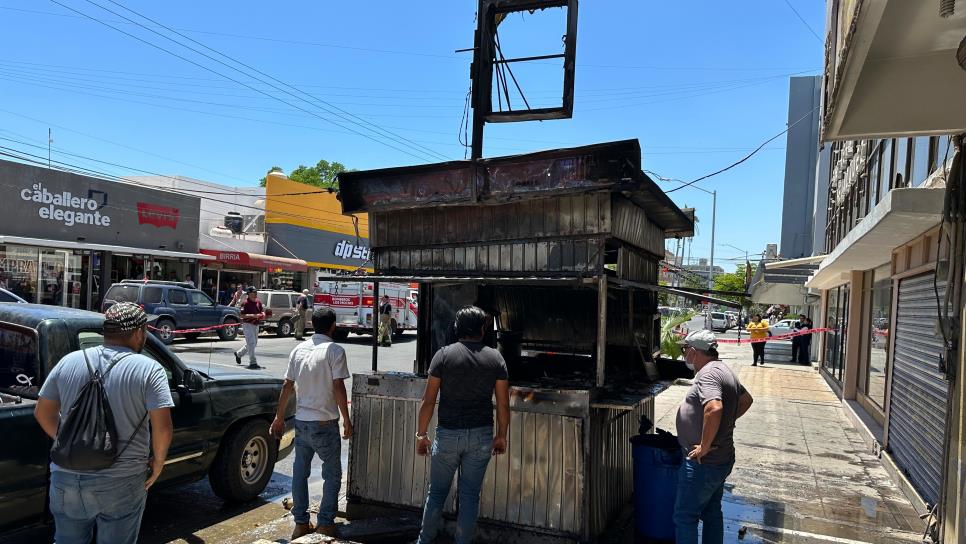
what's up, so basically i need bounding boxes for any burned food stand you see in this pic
[335,140,694,542]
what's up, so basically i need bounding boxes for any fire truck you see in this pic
[313,281,418,340]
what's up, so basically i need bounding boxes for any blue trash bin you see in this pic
[631,434,683,542]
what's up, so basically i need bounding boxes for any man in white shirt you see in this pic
[270,307,353,539]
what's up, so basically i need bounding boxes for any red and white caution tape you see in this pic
[148,322,239,334]
[716,327,836,344]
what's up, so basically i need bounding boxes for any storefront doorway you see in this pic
[823,284,849,384]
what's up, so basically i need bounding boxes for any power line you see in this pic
[47,0,448,164]
[665,107,819,194]
[92,0,452,162]
[0,143,360,227]
[782,0,823,43]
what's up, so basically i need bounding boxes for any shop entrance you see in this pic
[202,268,261,306]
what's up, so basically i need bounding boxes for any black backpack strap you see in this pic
[115,411,148,461]
[100,352,135,381]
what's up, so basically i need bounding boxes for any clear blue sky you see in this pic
[0,1,825,271]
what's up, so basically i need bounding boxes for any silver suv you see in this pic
[258,290,312,337]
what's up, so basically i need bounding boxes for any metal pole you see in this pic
[596,275,607,387]
[469,0,488,160]
[372,281,379,372]
[709,190,717,293]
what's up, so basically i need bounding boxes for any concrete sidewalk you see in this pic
[652,342,926,543]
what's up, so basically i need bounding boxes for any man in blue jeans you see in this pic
[674,330,754,544]
[271,307,352,540]
[416,306,510,544]
[33,302,174,544]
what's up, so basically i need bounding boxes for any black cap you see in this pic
[247,287,257,293]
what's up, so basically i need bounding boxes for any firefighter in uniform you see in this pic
[378,294,393,347]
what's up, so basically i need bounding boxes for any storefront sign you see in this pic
[200,249,307,272]
[20,183,112,227]
[333,239,371,261]
[0,159,200,252]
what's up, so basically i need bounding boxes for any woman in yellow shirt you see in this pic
[746,314,769,366]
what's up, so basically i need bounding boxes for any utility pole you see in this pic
[708,190,716,293]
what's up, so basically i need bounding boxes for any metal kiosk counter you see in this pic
[330,140,697,543]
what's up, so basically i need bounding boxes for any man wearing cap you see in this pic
[234,287,266,369]
[33,302,174,544]
[674,330,754,544]
[293,288,311,341]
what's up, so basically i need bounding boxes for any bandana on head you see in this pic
[103,302,149,333]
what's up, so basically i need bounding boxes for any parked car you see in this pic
[258,289,312,337]
[101,280,241,345]
[709,311,730,332]
[0,288,27,303]
[0,303,295,534]
[769,318,798,337]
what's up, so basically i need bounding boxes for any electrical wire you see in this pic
[47,0,448,164]
[666,107,819,193]
[0,144,360,228]
[782,0,823,43]
[94,0,452,162]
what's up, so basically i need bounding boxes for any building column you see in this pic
[817,289,828,367]
[842,270,865,400]
[943,267,966,542]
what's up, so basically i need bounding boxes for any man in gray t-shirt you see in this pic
[34,302,174,544]
[673,330,753,544]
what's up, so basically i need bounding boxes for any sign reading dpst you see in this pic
[333,240,370,261]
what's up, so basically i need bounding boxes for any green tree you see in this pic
[713,263,757,308]
[259,159,352,188]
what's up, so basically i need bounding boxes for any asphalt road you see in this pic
[3,331,418,544]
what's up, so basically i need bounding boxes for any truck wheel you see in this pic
[333,328,349,342]
[153,318,176,345]
[218,318,239,341]
[276,318,292,337]
[209,419,277,502]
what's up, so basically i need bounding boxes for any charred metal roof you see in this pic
[337,139,694,237]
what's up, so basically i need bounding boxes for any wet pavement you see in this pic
[650,342,925,543]
[1,331,927,543]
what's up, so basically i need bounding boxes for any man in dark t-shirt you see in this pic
[416,306,510,544]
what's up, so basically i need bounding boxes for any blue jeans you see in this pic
[49,470,148,544]
[292,419,343,526]
[418,426,493,544]
[673,458,735,544]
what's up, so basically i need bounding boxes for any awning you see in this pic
[806,188,944,290]
[200,249,307,272]
[0,235,214,261]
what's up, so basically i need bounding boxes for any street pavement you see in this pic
[3,331,417,544]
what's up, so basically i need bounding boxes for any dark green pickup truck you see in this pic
[0,304,295,534]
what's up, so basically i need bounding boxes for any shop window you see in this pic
[823,285,849,383]
[879,139,893,204]
[143,287,163,305]
[865,274,891,410]
[0,244,39,303]
[168,289,188,305]
[893,139,910,189]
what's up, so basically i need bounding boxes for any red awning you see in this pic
[200,249,307,272]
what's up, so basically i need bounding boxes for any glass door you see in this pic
[38,249,68,306]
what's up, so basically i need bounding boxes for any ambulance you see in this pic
[313,280,418,340]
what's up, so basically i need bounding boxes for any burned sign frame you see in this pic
[470,0,578,157]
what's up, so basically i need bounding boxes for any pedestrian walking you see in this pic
[798,317,813,365]
[234,287,265,369]
[270,307,352,539]
[33,302,174,544]
[293,288,311,341]
[746,314,769,366]
[415,306,511,544]
[377,294,393,347]
[228,284,244,308]
[674,330,754,544]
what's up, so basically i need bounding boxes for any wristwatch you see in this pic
[416,433,428,440]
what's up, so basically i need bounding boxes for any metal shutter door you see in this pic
[887,272,949,507]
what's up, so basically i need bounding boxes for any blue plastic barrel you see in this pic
[631,435,683,541]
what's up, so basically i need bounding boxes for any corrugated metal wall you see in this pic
[370,193,611,249]
[373,237,606,276]
[611,196,664,256]
[589,401,652,536]
[887,272,950,507]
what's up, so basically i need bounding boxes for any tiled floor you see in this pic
[652,343,925,543]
